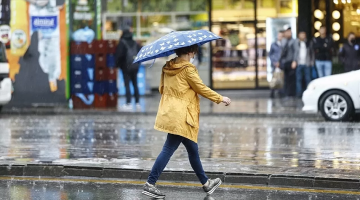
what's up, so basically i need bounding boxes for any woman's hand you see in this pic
[222,96,231,106]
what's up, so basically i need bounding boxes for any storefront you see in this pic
[210,0,298,89]
[102,0,211,88]
[313,0,360,43]
[102,0,300,90]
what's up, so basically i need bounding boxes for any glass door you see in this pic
[211,0,257,89]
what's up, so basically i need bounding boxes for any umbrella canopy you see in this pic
[133,30,221,64]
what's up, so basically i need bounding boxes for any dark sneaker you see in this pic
[142,182,165,199]
[203,178,222,195]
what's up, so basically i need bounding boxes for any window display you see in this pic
[211,0,298,89]
[103,0,210,88]
[102,0,299,89]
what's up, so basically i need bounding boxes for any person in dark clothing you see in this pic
[313,26,333,77]
[295,31,314,98]
[280,27,298,97]
[115,28,141,110]
[339,32,360,72]
[269,31,283,98]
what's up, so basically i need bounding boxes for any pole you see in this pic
[208,0,213,89]
[254,0,258,88]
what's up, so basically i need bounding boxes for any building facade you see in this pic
[2,0,355,106]
[102,0,299,89]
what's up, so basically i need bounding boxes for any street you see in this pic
[1,177,360,200]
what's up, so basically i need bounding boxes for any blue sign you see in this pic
[31,16,58,32]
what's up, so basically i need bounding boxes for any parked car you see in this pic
[302,70,360,121]
[0,43,11,112]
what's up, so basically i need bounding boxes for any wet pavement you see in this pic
[1,114,360,179]
[4,90,311,116]
[1,178,359,200]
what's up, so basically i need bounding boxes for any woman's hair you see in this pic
[174,44,198,56]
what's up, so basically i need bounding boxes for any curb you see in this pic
[0,164,358,190]
[1,109,320,119]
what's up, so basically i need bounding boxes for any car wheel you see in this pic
[320,91,354,121]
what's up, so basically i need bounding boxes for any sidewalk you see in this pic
[1,112,359,190]
[2,90,319,118]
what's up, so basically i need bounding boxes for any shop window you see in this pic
[106,0,122,13]
[229,0,242,9]
[244,0,254,9]
[190,0,207,11]
[122,0,138,12]
[279,0,298,15]
[141,0,158,12]
[260,0,275,8]
[212,0,226,10]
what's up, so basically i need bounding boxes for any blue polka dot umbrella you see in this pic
[133,30,222,64]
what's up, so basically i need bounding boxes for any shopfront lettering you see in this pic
[74,12,93,20]
[34,18,55,27]
[31,16,58,30]
[75,5,90,12]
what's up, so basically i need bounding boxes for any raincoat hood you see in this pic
[163,58,195,76]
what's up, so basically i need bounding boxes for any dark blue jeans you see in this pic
[147,134,208,185]
[296,65,311,97]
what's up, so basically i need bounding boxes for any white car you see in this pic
[0,44,11,112]
[303,70,360,121]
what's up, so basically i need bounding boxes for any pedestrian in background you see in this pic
[313,26,333,77]
[269,31,283,98]
[142,44,231,199]
[295,31,314,98]
[339,32,360,73]
[115,27,141,110]
[280,27,298,97]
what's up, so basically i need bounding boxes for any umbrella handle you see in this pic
[149,59,156,68]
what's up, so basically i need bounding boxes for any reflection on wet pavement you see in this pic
[6,93,306,115]
[1,179,359,200]
[1,115,360,177]
[125,95,305,114]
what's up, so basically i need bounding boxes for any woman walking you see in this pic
[142,44,231,199]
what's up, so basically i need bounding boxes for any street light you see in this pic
[333,33,340,41]
[332,10,341,19]
[314,9,324,19]
[332,22,341,31]
[314,21,322,30]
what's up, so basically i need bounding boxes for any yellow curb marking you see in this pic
[0,176,359,196]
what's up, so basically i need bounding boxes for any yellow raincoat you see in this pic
[154,58,223,143]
